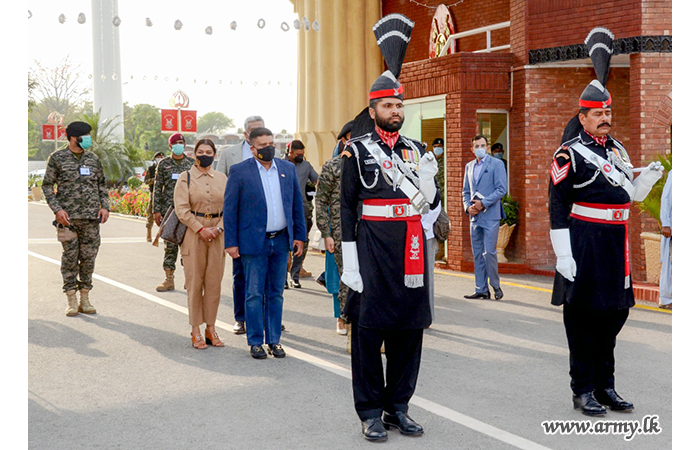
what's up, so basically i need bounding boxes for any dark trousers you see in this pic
[563,302,629,395]
[290,214,313,281]
[232,257,246,322]
[351,325,424,421]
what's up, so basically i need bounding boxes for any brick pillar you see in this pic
[628,52,672,282]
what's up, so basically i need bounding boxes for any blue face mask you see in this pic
[433,146,443,157]
[493,152,503,160]
[171,143,185,155]
[474,148,487,160]
[78,135,92,150]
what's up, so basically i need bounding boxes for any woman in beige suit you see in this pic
[174,138,228,349]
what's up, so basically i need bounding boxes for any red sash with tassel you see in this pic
[361,198,424,288]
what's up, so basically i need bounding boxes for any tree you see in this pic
[197,111,234,134]
[80,111,142,188]
[28,58,92,160]
[123,103,169,154]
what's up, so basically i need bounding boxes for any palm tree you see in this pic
[80,111,143,189]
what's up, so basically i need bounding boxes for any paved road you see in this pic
[27,201,672,449]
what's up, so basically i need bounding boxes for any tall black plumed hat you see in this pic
[369,14,415,101]
[579,27,615,109]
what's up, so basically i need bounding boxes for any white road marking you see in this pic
[29,249,553,450]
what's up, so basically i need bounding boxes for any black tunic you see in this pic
[548,131,635,310]
[340,131,439,330]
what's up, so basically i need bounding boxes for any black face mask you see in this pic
[293,155,304,164]
[196,154,214,168]
[256,146,276,162]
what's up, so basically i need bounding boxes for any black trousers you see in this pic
[351,325,424,421]
[563,302,629,396]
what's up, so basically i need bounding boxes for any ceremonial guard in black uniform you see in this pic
[548,27,664,416]
[340,14,440,442]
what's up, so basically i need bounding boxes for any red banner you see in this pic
[161,109,197,133]
[42,124,67,141]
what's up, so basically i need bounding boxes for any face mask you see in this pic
[171,144,185,155]
[474,148,487,160]
[256,146,276,162]
[196,154,214,168]
[493,152,503,160]
[293,155,304,164]
[433,146,443,157]
[78,135,92,150]
[155,158,163,164]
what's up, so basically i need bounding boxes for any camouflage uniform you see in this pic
[144,163,157,230]
[42,146,109,292]
[315,155,348,310]
[152,155,195,270]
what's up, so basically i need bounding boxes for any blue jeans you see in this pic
[232,257,246,322]
[240,231,289,346]
[470,220,500,293]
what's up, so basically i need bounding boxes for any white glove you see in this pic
[633,161,664,202]
[418,152,438,202]
[550,229,577,282]
[341,241,363,293]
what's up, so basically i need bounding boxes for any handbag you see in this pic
[158,172,190,245]
[433,207,451,243]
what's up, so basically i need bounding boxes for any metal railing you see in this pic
[438,21,511,57]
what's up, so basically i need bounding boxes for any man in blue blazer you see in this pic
[462,135,508,300]
[224,127,306,359]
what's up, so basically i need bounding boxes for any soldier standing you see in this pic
[340,14,439,441]
[315,121,353,335]
[42,121,110,316]
[548,27,664,416]
[144,151,164,242]
[152,133,195,291]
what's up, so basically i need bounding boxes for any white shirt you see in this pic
[255,159,287,232]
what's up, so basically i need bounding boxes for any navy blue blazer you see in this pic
[223,157,307,254]
[461,154,508,226]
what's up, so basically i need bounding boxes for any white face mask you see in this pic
[474,148,487,159]
[433,146,444,157]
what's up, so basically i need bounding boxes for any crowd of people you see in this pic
[40,17,668,443]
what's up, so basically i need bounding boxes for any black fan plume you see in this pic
[372,14,415,79]
[352,107,375,138]
[584,27,615,87]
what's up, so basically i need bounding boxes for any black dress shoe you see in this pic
[267,343,286,358]
[382,411,423,436]
[316,273,326,287]
[250,345,267,359]
[464,291,490,300]
[493,287,504,300]
[573,392,607,416]
[233,321,246,334]
[595,388,634,412]
[292,280,302,288]
[361,417,388,442]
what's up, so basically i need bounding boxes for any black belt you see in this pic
[265,228,287,238]
[191,211,222,219]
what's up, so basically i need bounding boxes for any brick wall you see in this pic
[401,52,513,270]
[381,0,510,63]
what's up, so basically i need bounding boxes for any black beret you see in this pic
[432,138,444,146]
[65,121,92,138]
[337,121,354,140]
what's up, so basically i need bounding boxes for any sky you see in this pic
[27,0,303,133]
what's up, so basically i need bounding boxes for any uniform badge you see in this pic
[382,160,393,170]
[550,159,570,185]
[603,163,612,174]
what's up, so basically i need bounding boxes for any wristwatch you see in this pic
[217,227,224,233]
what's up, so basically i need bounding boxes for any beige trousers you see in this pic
[181,223,226,327]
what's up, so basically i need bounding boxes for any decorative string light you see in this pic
[257,18,266,29]
[174,19,183,30]
[230,21,237,30]
[112,16,121,27]
[58,14,66,24]
[28,10,32,19]
[145,18,153,27]
[78,13,86,24]
[205,26,213,35]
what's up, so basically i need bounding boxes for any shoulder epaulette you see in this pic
[347,132,373,144]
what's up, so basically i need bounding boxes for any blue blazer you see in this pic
[462,154,507,226]
[223,157,307,255]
